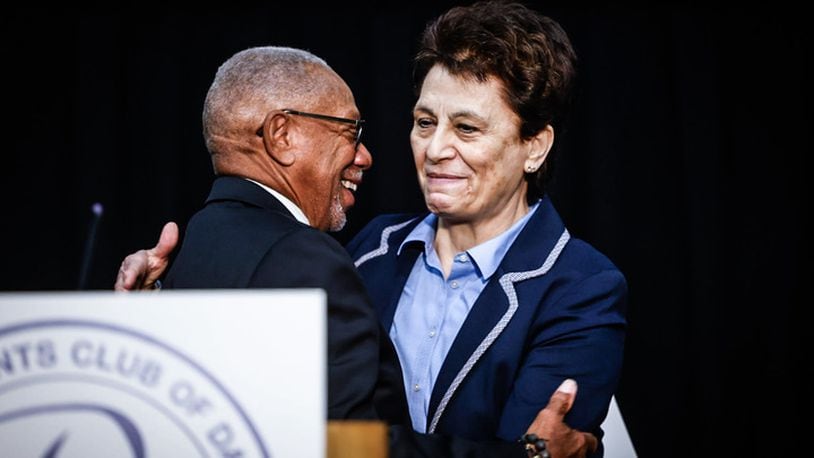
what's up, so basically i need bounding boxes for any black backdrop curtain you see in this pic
[2,4,808,457]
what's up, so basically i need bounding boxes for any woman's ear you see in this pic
[524,125,554,173]
[260,111,296,166]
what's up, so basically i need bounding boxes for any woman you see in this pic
[345,0,626,448]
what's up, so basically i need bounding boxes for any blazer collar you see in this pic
[206,176,301,223]
[494,196,567,274]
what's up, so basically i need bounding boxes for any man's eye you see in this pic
[416,118,434,128]
[458,124,477,133]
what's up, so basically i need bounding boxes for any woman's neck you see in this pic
[433,198,530,277]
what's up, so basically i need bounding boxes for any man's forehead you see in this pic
[315,91,360,119]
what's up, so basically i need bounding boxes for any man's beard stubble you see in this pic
[328,193,347,232]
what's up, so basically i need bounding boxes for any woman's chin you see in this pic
[425,200,464,221]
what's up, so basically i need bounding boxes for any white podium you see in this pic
[0,290,326,458]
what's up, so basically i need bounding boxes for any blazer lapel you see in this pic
[426,274,511,430]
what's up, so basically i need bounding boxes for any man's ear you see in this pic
[524,125,554,173]
[261,111,296,166]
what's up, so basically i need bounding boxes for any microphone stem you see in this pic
[78,203,103,290]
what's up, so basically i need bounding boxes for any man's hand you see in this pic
[525,379,599,458]
[114,222,179,291]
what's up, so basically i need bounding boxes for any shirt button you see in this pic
[450,281,459,289]
[413,384,421,392]
[456,254,468,262]
[429,329,436,337]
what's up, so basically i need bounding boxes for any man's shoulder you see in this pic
[190,197,307,240]
[278,223,350,257]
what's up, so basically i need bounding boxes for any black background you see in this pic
[2,3,809,457]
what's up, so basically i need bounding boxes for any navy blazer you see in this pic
[346,196,627,448]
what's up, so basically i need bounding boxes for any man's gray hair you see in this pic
[203,46,334,152]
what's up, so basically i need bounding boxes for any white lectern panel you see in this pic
[0,290,326,458]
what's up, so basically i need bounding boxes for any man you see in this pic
[159,46,388,421]
[117,45,596,457]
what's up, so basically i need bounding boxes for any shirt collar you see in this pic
[244,178,311,226]
[398,201,541,279]
[398,213,438,256]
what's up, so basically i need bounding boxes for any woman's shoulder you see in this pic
[345,213,424,258]
[561,237,622,273]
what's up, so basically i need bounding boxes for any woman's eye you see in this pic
[458,124,477,134]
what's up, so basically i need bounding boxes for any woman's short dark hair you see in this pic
[413,1,578,202]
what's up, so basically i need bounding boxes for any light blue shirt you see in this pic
[390,201,539,432]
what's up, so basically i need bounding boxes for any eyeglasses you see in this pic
[283,109,365,150]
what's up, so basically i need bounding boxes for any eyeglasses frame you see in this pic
[282,109,365,149]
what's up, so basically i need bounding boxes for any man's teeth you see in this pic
[341,180,357,191]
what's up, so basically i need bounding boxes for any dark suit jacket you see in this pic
[346,196,627,456]
[165,176,406,420]
[165,176,525,457]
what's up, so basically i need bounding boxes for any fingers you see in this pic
[546,378,578,417]
[114,267,131,291]
[152,222,179,258]
[114,253,147,291]
[113,222,176,291]
[524,379,579,435]
[523,380,597,458]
